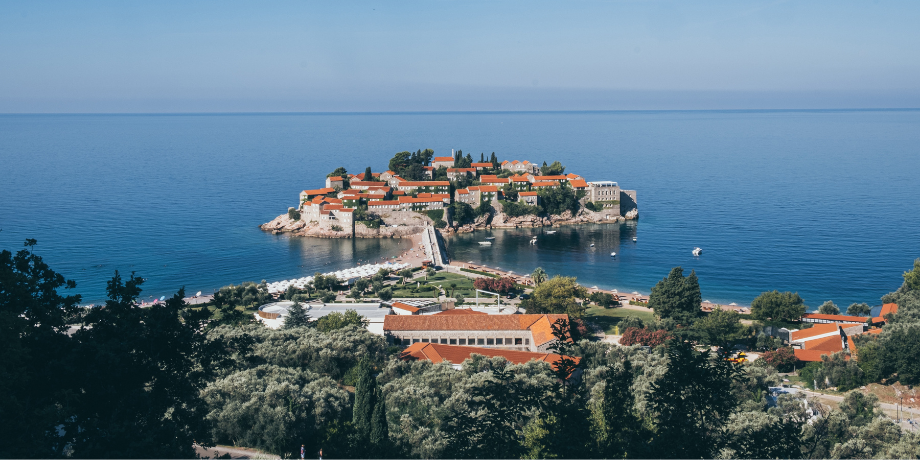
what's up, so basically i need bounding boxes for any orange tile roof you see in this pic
[391,302,421,313]
[339,208,355,213]
[457,189,470,195]
[873,303,898,323]
[804,334,843,352]
[794,349,836,362]
[478,185,499,192]
[501,160,510,165]
[519,191,538,196]
[865,327,883,335]
[471,162,493,167]
[802,313,870,322]
[566,173,582,179]
[481,177,511,184]
[434,309,488,315]
[532,175,567,181]
[433,156,455,162]
[383,314,569,346]
[790,323,841,341]
[480,175,499,180]
[447,168,476,172]
[423,166,434,171]
[302,188,335,197]
[368,200,400,206]
[510,175,531,182]
[569,179,588,188]
[327,176,345,181]
[353,172,381,180]
[399,181,450,186]
[400,342,581,372]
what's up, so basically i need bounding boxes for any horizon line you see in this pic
[2,107,920,116]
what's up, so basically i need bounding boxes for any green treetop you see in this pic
[751,290,807,322]
[647,266,702,324]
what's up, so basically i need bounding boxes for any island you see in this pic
[261,149,637,238]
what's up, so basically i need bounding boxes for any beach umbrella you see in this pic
[159,296,165,301]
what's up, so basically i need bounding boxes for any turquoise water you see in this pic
[1,110,918,306]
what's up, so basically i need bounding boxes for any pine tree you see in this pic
[490,152,498,167]
[596,361,642,457]
[282,302,310,329]
[364,166,373,181]
[648,266,702,324]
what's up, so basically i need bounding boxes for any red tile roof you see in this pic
[481,177,511,184]
[510,175,531,182]
[399,181,450,186]
[391,302,421,313]
[873,303,898,323]
[383,314,569,346]
[368,200,400,206]
[802,313,870,322]
[477,185,499,192]
[532,175,567,181]
[434,309,488,315]
[457,189,470,195]
[471,162,493,167]
[433,156,454,162]
[519,191,538,196]
[790,323,841,341]
[400,342,581,372]
[569,179,588,188]
[302,187,336,196]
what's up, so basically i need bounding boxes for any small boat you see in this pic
[478,241,492,246]
[530,237,537,245]
[692,247,702,256]
[484,237,495,240]
[590,243,595,247]
[610,252,617,257]
[546,230,556,234]
[632,237,637,242]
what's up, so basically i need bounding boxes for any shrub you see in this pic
[427,209,444,221]
[432,219,447,229]
[473,276,516,294]
[619,327,674,347]
[761,347,798,372]
[331,224,344,232]
[377,288,393,301]
[288,207,301,220]
[617,316,645,331]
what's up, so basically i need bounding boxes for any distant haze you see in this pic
[2,1,919,112]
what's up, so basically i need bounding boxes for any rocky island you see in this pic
[261,149,637,239]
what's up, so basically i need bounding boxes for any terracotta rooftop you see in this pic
[400,342,580,372]
[383,314,570,346]
[519,191,538,196]
[471,162,493,167]
[790,323,842,341]
[511,175,531,182]
[399,181,450,186]
[433,156,454,162]
[434,309,488,316]
[532,175,567,181]
[873,303,898,323]
[391,302,421,313]
[569,179,588,188]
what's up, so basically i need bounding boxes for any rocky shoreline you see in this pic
[261,205,637,239]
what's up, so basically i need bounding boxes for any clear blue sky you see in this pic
[2,0,919,112]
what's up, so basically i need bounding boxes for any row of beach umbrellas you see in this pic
[265,262,411,294]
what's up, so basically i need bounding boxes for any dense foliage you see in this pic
[388,149,434,181]
[499,200,541,217]
[4,241,920,459]
[618,327,673,347]
[521,275,588,317]
[647,266,702,324]
[751,290,807,322]
[537,186,580,216]
[472,276,516,294]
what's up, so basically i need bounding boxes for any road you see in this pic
[194,444,279,459]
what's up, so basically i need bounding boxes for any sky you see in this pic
[1,0,919,112]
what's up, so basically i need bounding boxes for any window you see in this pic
[440,338,448,344]
[403,338,411,346]
[486,338,494,345]
[515,338,523,345]
[470,338,476,345]
[495,338,503,345]
[477,338,485,345]
[506,338,513,345]
[413,338,420,344]
[449,339,457,345]
[459,338,466,345]
[421,338,429,343]
[525,339,530,345]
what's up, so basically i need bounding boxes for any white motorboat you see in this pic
[692,247,702,256]
[546,230,556,234]
[632,237,637,242]
[610,252,617,257]
[478,241,492,246]
[590,243,595,247]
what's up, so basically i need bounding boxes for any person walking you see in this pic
[300,444,305,460]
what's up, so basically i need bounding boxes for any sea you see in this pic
[1,110,918,307]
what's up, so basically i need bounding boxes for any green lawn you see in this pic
[584,306,656,335]
[390,272,478,298]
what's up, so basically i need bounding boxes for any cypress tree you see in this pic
[369,387,389,455]
[353,364,375,438]
[480,152,484,162]
[364,166,373,181]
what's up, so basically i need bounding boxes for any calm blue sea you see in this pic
[1,110,918,307]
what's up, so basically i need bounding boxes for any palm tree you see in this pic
[449,283,458,298]
[531,267,547,286]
